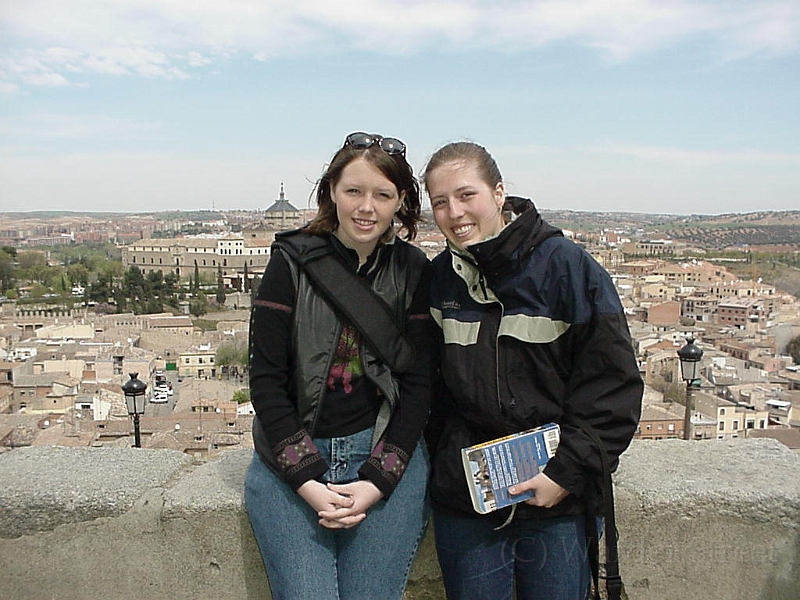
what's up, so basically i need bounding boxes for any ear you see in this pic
[396,191,406,214]
[494,182,505,210]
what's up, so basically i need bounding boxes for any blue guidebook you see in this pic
[461,423,561,514]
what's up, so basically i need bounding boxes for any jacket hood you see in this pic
[273,227,332,264]
[274,227,397,274]
[465,203,562,286]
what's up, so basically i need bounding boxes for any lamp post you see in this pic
[122,372,147,448]
[677,336,704,441]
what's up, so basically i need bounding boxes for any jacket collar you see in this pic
[273,226,396,278]
[461,205,562,286]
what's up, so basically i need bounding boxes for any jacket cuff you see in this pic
[273,432,329,491]
[357,442,410,499]
[543,453,586,498]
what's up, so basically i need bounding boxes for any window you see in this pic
[719,408,726,416]
[668,424,675,432]
[759,419,766,428]
[746,420,755,429]
[718,421,725,431]
[732,420,739,430]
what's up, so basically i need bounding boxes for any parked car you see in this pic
[150,392,168,404]
[155,384,174,396]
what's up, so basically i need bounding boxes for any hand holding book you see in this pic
[508,472,569,508]
[461,423,561,514]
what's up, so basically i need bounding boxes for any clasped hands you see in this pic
[297,479,383,529]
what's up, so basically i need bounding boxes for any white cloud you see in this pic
[589,143,800,166]
[0,81,20,94]
[20,72,69,86]
[0,113,162,140]
[1,1,797,89]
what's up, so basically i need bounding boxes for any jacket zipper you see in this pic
[495,291,506,417]
[308,320,341,437]
[478,272,508,418]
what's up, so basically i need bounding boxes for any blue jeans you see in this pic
[245,427,430,600]
[433,509,592,600]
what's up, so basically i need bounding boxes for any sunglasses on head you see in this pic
[345,132,406,156]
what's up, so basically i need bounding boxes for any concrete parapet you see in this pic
[0,439,798,600]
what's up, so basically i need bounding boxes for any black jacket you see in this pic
[427,208,643,520]
[249,229,434,498]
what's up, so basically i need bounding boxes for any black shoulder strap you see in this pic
[298,252,416,374]
[565,415,625,600]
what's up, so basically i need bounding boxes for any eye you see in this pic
[431,198,447,209]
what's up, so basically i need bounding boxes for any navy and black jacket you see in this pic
[427,207,643,521]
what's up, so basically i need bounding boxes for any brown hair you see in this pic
[422,141,503,194]
[306,142,422,241]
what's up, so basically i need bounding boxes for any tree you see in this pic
[67,263,90,288]
[250,275,261,300]
[216,264,226,305]
[17,250,56,286]
[88,270,114,304]
[189,292,208,317]
[144,270,165,313]
[232,389,250,404]
[163,272,180,310]
[0,248,16,293]
[193,261,200,295]
[17,250,46,272]
[243,262,249,292]
[122,266,146,313]
[216,341,248,375]
[788,334,800,365]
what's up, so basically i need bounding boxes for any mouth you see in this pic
[353,218,376,230]
[452,224,474,238]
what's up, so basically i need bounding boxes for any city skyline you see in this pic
[1,1,798,215]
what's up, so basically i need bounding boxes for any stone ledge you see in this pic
[0,446,193,538]
[0,439,798,600]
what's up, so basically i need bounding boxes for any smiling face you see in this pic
[427,159,506,250]
[331,157,403,263]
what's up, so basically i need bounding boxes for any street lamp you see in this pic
[677,336,704,441]
[122,372,147,448]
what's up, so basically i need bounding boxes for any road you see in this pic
[145,370,179,417]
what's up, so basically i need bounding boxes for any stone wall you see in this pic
[0,439,798,600]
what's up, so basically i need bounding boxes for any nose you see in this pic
[446,198,465,220]
[358,193,378,212]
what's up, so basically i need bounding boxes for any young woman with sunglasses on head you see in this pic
[244,133,434,600]
[423,142,643,600]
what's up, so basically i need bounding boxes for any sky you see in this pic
[0,0,798,215]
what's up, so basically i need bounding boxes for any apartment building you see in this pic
[121,235,271,288]
[179,345,217,379]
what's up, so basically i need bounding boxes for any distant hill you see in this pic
[536,209,800,250]
[0,210,226,221]
[3,208,799,251]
